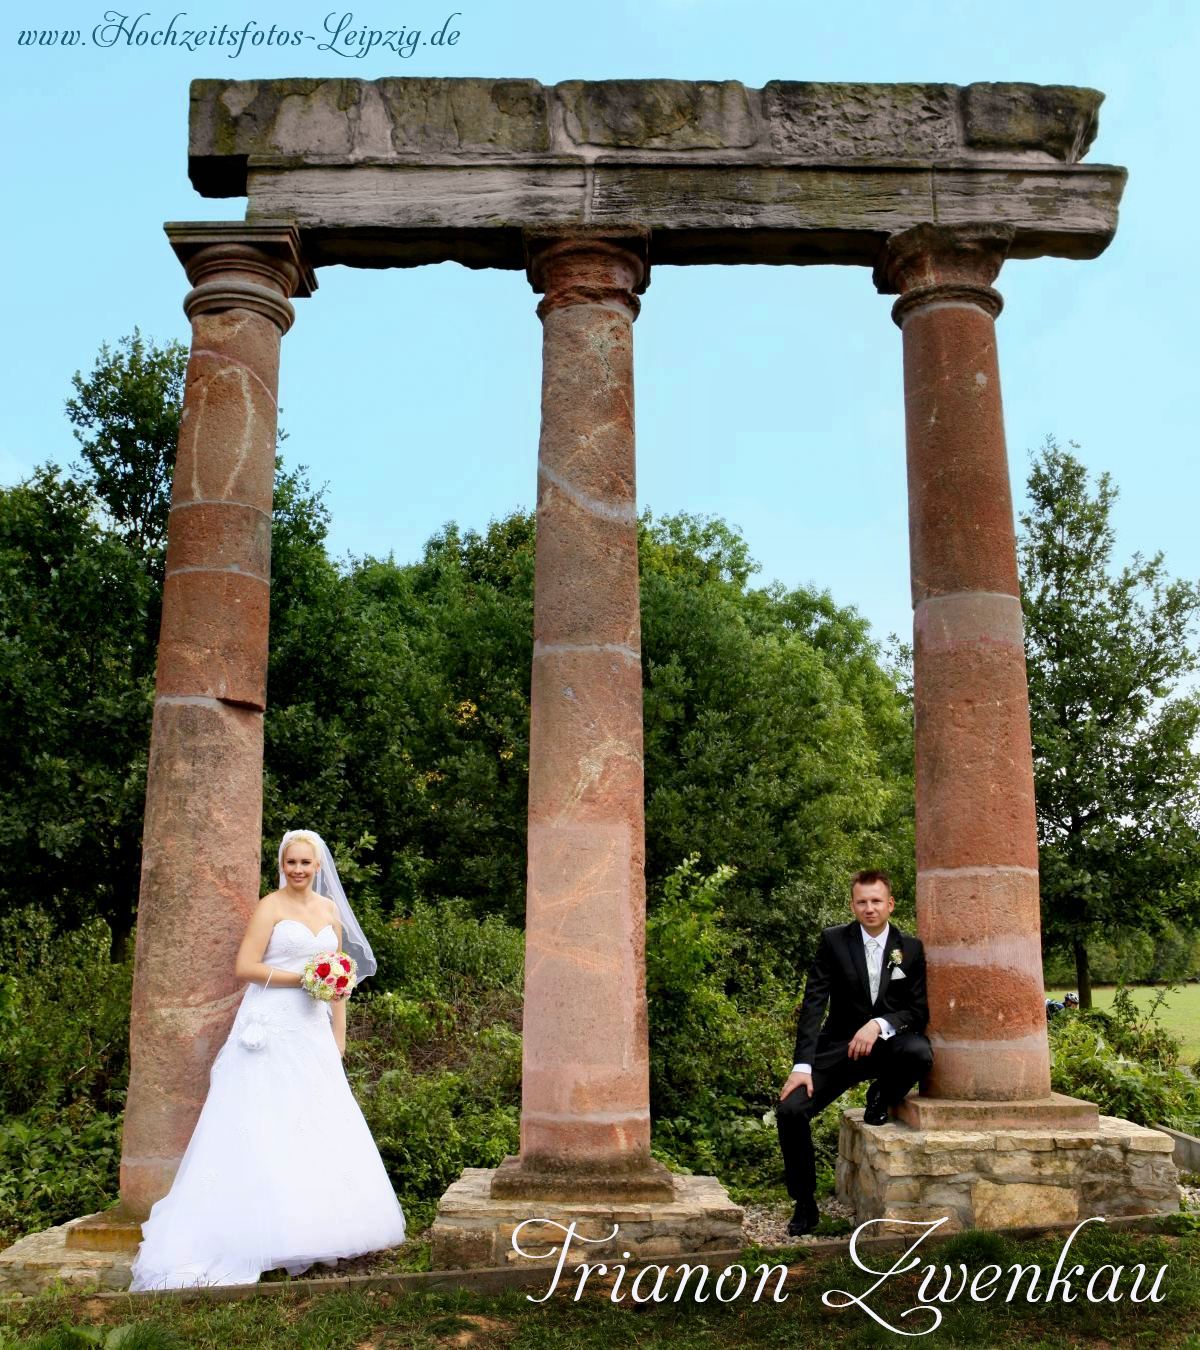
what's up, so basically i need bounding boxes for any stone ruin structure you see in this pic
[7,77,1177,1288]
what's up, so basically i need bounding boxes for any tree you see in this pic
[0,467,157,943]
[7,334,916,986]
[0,334,330,947]
[1019,439,1200,1006]
[65,331,188,569]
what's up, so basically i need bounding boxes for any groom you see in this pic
[776,869,931,1235]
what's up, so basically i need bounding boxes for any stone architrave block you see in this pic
[558,79,756,149]
[763,82,960,159]
[961,82,1101,161]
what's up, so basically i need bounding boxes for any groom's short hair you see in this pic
[851,868,892,894]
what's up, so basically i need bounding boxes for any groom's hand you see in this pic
[848,1020,881,1060]
[780,1071,812,1101]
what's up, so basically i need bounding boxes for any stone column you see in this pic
[491,230,671,1201]
[875,225,1052,1105]
[120,224,314,1218]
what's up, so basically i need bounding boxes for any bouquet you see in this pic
[302,950,357,1002]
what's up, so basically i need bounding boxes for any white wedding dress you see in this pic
[129,920,406,1289]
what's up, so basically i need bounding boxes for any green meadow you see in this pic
[1049,985,1200,1064]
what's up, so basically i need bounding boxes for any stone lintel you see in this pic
[164,221,317,297]
[894,1093,1099,1131]
[240,162,1124,271]
[433,1167,744,1270]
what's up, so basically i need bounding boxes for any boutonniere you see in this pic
[888,948,904,968]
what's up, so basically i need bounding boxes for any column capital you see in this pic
[524,228,650,321]
[873,224,1015,327]
[164,222,316,334]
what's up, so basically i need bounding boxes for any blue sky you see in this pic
[1,0,1195,648]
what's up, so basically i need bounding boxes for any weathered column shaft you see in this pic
[499,232,668,1194]
[877,225,1050,1102]
[120,227,312,1218]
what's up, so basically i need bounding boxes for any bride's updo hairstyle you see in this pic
[280,830,325,870]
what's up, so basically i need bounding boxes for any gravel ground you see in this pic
[741,1197,855,1246]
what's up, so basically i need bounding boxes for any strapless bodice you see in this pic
[261,918,338,973]
[232,920,339,1035]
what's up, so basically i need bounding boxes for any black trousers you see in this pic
[776,1031,932,1203]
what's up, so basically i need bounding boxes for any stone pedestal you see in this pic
[837,1110,1180,1232]
[0,1215,135,1297]
[432,1169,743,1270]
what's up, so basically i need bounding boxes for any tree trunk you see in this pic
[1073,936,1092,1009]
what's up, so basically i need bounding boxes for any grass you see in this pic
[1048,983,1200,1063]
[1,1220,1198,1348]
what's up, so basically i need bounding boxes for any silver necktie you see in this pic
[867,938,882,1002]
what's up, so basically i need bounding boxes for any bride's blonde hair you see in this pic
[281,830,325,869]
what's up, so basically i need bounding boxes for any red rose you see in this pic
[340,958,351,973]
[336,976,349,989]
[316,962,331,978]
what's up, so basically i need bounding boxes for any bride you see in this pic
[129,830,406,1289]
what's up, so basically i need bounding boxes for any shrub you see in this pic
[0,909,131,1244]
[0,1107,122,1245]
[346,901,524,1204]
[0,908,131,1116]
[1049,990,1200,1130]
[646,857,798,1193]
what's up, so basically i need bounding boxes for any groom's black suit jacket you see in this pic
[792,922,929,1069]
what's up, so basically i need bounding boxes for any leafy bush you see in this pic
[0,908,131,1117]
[344,902,524,1204]
[646,857,798,1193]
[1049,988,1200,1129]
[363,898,524,1002]
[0,909,131,1243]
[0,1108,122,1245]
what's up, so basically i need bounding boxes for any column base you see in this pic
[837,1108,1179,1233]
[894,1092,1099,1131]
[489,1153,676,1202]
[64,1204,144,1253]
[433,1167,743,1270]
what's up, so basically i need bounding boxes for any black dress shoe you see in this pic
[786,1201,820,1237]
[864,1082,889,1126]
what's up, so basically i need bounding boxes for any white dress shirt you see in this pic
[792,923,896,1076]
